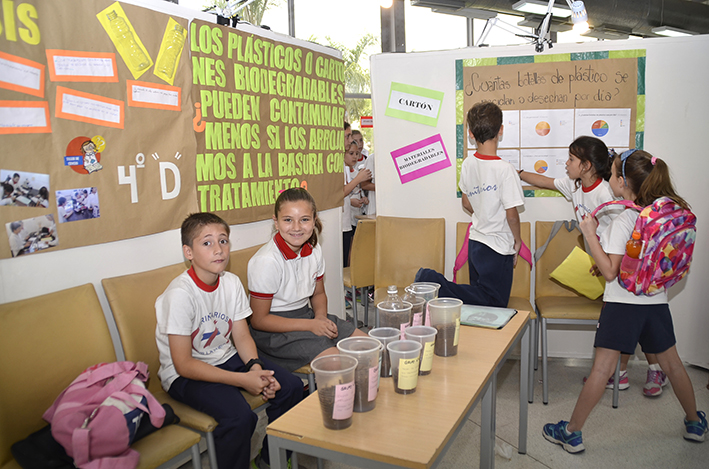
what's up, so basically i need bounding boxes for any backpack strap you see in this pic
[453,223,532,282]
[453,223,471,283]
[534,220,580,263]
[590,200,642,218]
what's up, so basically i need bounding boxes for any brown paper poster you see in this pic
[0,1,345,259]
[455,51,645,195]
[190,19,345,225]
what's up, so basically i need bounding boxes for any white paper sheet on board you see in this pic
[520,109,574,148]
[498,149,520,169]
[466,110,520,150]
[521,148,568,180]
[499,110,520,149]
[574,108,632,148]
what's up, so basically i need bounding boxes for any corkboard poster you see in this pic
[454,50,645,197]
[0,1,344,259]
[190,19,345,225]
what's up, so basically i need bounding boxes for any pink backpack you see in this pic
[43,361,166,469]
[592,197,696,296]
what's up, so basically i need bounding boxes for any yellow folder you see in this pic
[549,246,606,300]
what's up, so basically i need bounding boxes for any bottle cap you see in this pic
[632,230,641,240]
[387,285,398,294]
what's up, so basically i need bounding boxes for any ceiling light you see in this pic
[651,26,697,37]
[567,1,589,33]
[512,1,571,18]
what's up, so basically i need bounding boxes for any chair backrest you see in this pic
[102,245,263,395]
[374,216,445,291]
[455,221,531,300]
[0,284,116,466]
[535,221,586,298]
[349,218,376,287]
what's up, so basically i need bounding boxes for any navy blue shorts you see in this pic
[594,302,676,355]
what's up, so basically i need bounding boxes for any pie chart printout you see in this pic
[592,120,610,137]
[535,121,551,137]
[534,160,549,174]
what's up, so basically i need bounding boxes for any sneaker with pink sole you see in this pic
[643,368,668,397]
[583,369,629,390]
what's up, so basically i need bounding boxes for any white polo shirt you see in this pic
[459,152,524,255]
[155,268,252,391]
[554,177,623,236]
[248,233,325,312]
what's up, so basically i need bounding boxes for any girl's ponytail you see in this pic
[626,153,690,209]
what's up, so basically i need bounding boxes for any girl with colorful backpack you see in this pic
[542,149,706,453]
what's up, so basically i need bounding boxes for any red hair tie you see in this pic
[651,157,657,165]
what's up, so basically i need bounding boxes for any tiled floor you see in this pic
[178,301,709,468]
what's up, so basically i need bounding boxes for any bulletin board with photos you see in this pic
[0,0,345,259]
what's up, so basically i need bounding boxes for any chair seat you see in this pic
[536,296,603,320]
[132,424,201,469]
[153,390,218,432]
[294,364,313,375]
[507,297,536,319]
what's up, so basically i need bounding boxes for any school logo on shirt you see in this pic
[466,183,498,197]
[191,312,233,354]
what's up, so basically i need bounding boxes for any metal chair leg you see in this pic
[350,286,357,326]
[206,432,218,469]
[541,316,549,405]
[528,317,536,403]
[191,442,202,469]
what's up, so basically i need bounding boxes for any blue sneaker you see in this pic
[543,420,585,453]
[684,411,708,442]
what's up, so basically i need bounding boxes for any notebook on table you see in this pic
[460,304,518,330]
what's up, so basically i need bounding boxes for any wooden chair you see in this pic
[535,221,619,406]
[456,221,537,402]
[373,216,445,325]
[0,284,202,469]
[102,245,265,469]
[343,218,376,327]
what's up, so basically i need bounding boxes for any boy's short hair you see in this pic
[466,102,503,144]
[343,121,350,130]
[181,213,230,247]
[58,197,66,205]
[351,129,362,137]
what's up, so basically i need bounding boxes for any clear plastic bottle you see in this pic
[382,285,404,309]
[402,287,425,327]
[377,286,411,338]
[626,230,643,258]
[157,24,186,77]
[107,10,150,71]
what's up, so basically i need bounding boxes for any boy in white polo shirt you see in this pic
[416,102,524,307]
[155,212,302,469]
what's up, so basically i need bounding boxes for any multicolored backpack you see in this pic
[592,197,696,296]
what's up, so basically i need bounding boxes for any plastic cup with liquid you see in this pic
[386,340,422,394]
[428,298,463,357]
[336,337,382,412]
[404,325,438,375]
[368,327,400,378]
[310,355,358,429]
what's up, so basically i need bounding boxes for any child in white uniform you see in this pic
[543,150,707,453]
[521,137,664,396]
[155,213,302,469]
[416,101,523,307]
[249,187,368,372]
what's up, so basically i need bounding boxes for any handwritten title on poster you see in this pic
[190,20,345,224]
